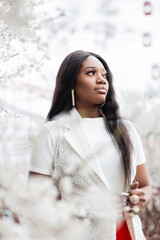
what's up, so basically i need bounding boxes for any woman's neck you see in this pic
[75,106,101,118]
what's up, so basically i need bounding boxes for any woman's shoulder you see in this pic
[43,111,71,134]
[121,118,134,128]
[118,118,138,137]
[121,118,142,143]
[117,118,134,129]
[120,119,146,164]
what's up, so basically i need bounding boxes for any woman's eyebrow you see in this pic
[82,66,106,72]
[82,66,95,71]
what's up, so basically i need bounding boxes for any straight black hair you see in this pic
[47,50,133,189]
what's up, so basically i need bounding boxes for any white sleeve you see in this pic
[124,120,146,166]
[29,124,55,175]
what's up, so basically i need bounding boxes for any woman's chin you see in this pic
[97,98,106,105]
[98,101,105,107]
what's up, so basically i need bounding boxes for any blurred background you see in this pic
[0,0,160,187]
[0,0,160,238]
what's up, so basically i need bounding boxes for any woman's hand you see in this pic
[125,182,143,215]
[125,179,151,217]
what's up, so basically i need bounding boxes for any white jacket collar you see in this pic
[62,107,110,189]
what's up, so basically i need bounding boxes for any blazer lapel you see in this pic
[63,108,110,189]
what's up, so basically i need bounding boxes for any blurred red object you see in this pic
[151,64,160,80]
[116,220,132,240]
[143,1,152,15]
[142,33,151,46]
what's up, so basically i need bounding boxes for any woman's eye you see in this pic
[87,71,95,75]
[103,73,109,79]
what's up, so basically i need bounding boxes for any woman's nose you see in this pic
[96,74,106,84]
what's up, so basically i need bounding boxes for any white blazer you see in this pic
[30,107,146,240]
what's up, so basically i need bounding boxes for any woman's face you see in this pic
[75,56,109,108]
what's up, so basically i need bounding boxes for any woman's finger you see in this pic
[129,188,145,196]
[130,181,139,189]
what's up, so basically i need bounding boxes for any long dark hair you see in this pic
[47,50,133,189]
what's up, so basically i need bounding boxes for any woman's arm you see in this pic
[28,172,62,200]
[29,124,55,176]
[28,172,51,191]
[128,163,152,213]
[29,171,50,179]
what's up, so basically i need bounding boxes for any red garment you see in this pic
[116,220,132,240]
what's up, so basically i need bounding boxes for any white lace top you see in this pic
[29,108,146,240]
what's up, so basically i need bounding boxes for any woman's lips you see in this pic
[94,87,107,94]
